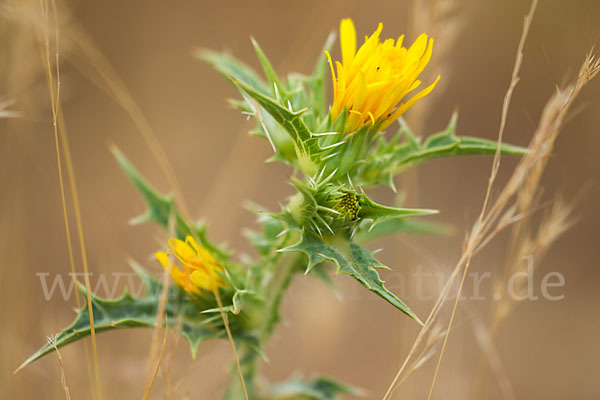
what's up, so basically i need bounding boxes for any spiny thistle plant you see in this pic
[19,18,527,399]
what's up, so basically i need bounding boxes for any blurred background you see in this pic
[1,0,599,398]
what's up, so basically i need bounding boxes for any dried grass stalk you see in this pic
[383,2,600,398]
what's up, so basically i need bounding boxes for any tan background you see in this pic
[2,0,600,398]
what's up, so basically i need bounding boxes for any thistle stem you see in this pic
[226,252,304,399]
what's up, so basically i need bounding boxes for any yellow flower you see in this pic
[155,235,226,295]
[325,18,440,133]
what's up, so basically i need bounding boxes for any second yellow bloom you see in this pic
[156,235,226,296]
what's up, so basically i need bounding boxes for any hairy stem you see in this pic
[226,252,304,399]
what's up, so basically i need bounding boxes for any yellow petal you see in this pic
[408,33,429,61]
[169,237,196,260]
[185,235,218,266]
[381,74,440,130]
[185,235,201,254]
[325,50,338,114]
[189,270,211,291]
[367,111,375,125]
[155,251,171,270]
[328,19,438,133]
[190,270,223,292]
[331,61,346,118]
[340,18,356,66]
[396,34,405,48]
[369,22,383,42]
[347,109,363,133]
[350,71,367,112]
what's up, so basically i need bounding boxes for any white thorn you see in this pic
[321,152,340,161]
[274,82,281,101]
[243,94,276,153]
[311,131,339,137]
[321,168,338,185]
[319,140,346,150]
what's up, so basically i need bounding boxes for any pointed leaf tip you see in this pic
[285,231,422,322]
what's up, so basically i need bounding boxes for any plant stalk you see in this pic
[226,252,304,399]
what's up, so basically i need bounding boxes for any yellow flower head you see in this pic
[325,18,440,133]
[155,235,226,295]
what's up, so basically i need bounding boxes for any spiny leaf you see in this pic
[356,113,528,187]
[358,191,438,228]
[112,147,191,239]
[393,112,528,167]
[230,77,315,156]
[263,375,362,400]
[354,217,451,243]
[196,48,271,96]
[232,97,299,166]
[112,147,230,261]
[251,37,283,97]
[244,203,288,257]
[281,231,422,323]
[286,73,314,129]
[398,118,421,149]
[306,32,336,123]
[201,48,328,168]
[17,264,217,371]
[401,135,528,166]
[332,124,370,178]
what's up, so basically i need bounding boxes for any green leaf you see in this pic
[286,73,315,130]
[251,37,283,97]
[307,262,339,298]
[306,32,336,122]
[356,113,528,187]
[230,77,315,156]
[17,264,220,372]
[395,113,528,167]
[332,124,370,178]
[281,231,422,323]
[196,48,271,96]
[244,203,291,258]
[112,147,230,261]
[112,147,190,238]
[200,46,347,173]
[358,191,438,228]
[354,218,452,243]
[263,376,362,400]
[402,136,527,168]
[232,98,299,166]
